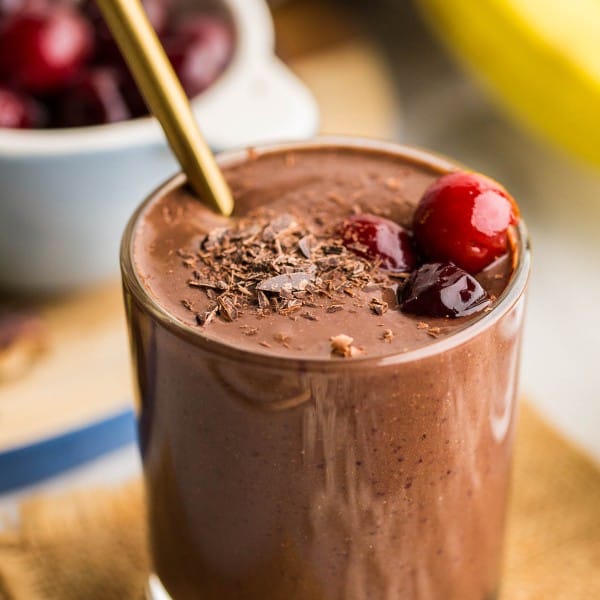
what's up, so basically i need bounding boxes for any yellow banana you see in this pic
[417,0,600,168]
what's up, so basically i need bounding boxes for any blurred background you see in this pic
[0,0,599,594]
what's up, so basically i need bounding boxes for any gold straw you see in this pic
[96,0,234,216]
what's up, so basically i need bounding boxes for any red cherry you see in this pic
[54,68,131,127]
[400,262,490,318]
[164,16,233,97]
[340,214,416,273]
[0,86,46,128]
[0,8,93,93]
[413,171,520,274]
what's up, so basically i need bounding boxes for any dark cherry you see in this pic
[83,0,173,64]
[0,7,93,93]
[163,15,233,97]
[54,68,131,127]
[399,262,490,318]
[118,66,147,118]
[340,213,416,273]
[0,86,45,128]
[122,15,233,112]
[413,171,520,274]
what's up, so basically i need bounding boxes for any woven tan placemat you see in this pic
[0,403,598,599]
[502,407,600,599]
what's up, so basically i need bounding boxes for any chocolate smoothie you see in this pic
[121,140,529,600]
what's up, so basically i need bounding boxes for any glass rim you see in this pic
[120,136,531,372]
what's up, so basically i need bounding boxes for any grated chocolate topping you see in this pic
[179,210,395,326]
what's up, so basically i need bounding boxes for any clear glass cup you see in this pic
[120,138,531,600]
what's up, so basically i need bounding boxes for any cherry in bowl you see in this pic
[55,68,131,128]
[163,15,234,98]
[0,7,93,93]
[0,86,46,128]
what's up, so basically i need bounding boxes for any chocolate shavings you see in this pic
[183,208,382,326]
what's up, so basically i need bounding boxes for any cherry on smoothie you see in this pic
[400,261,490,318]
[0,86,45,128]
[340,214,416,273]
[0,7,93,93]
[413,171,520,274]
[164,15,233,97]
[55,68,131,127]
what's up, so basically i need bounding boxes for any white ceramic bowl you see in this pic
[0,0,318,293]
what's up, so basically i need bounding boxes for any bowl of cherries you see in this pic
[0,0,318,292]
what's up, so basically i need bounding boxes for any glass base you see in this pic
[146,573,500,599]
[146,575,172,600]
